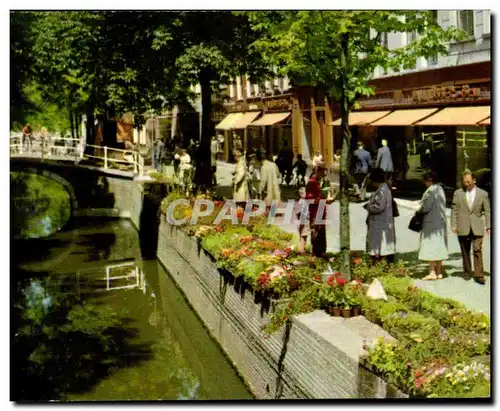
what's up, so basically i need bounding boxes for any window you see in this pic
[458,10,474,37]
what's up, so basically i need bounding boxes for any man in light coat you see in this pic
[260,152,281,207]
[451,171,491,284]
[376,139,394,184]
[232,149,249,206]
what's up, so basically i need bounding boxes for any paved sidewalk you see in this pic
[214,163,491,316]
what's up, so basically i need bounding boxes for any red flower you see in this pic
[353,257,362,265]
[336,277,348,287]
[315,275,321,282]
[415,377,426,389]
[215,226,223,233]
[334,271,341,277]
[414,370,423,378]
[257,273,271,289]
[284,247,292,253]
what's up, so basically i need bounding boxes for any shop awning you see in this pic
[231,111,261,129]
[215,113,244,130]
[414,106,491,126]
[370,108,439,126]
[478,117,490,125]
[329,111,391,126]
[250,112,291,126]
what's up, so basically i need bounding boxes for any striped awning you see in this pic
[329,111,391,126]
[249,112,291,126]
[370,108,439,126]
[414,106,491,126]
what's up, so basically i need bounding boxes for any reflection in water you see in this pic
[11,172,71,239]
[12,219,252,401]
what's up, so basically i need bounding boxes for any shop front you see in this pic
[217,95,293,161]
[328,62,491,190]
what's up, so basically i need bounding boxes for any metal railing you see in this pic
[10,134,144,176]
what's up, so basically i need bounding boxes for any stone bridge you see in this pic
[10,157,149,224]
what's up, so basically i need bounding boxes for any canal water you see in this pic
[11,218,252,401]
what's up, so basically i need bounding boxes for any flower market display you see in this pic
[158,187,490,398]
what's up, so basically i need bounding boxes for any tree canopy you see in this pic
[246,11,464,277]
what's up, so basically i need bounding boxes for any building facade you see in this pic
[347,10,491,189]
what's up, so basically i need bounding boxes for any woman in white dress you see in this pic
[419,171,449,280]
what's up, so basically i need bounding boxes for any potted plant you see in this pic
[319,284,341,316]
[344,282,363,317]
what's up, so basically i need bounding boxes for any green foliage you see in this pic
[246,11,464,279]
[247,11,464,103]
[11,172,71,239]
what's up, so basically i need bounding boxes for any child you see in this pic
[295,187,311,254]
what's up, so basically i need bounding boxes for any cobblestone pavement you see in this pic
[170,162,491,316]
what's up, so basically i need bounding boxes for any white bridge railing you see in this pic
[10,134,144,176]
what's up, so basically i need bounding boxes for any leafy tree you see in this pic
[247,11,463,278]
[10,11,37,128]
[21,11,186,144]
[152,11,270,189]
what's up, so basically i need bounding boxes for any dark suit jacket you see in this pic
[451,186,491,236]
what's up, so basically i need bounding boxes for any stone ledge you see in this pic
[156,220,409,399]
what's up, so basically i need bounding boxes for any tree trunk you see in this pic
[195,68,214,191]
[85,106,95,156]
[69,108,75,139]
[74,111,80,138]
[339,33,352,280]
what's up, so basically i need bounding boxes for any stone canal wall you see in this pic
[74,176,144,229]
[156,217,408,399]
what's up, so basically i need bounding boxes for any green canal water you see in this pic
[11,218,253,401]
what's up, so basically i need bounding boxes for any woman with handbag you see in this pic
[418,171,449,280]
[364,168,396,265]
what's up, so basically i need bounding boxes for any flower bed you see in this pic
[157,187,490,398]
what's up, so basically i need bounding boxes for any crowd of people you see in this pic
[152,134,490,285]
[231,144,490,285]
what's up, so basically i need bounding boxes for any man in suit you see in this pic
[352,141,372,200]
[376,139,394,185]
[451,171,491,284]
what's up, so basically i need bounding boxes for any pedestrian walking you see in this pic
[232,149,249,207]
[418,171,449,281]
[376,139,394,185]
[153,138,165,171]
[211,136,219,186]
[451,171,491,284]
[247,154,262,199]
[292,153,307,187]
[306,162,336,258]
[352,141,372,201]
[295,186,311,254]
[173,144,181,176]
[364,168,396,265]
[277,140,294,185]
[176,148,192,194]
[259,151,281,207]
[22,123,33,152]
